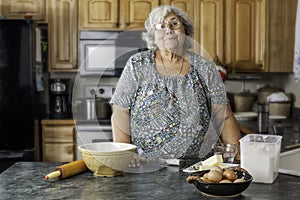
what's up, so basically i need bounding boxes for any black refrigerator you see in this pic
[0,19,43,172]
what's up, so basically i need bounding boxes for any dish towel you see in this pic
[294,0,300,82]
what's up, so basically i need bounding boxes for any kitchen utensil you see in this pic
[234,112,257,121]
[272,124,285,135]
[85,98,97,120]
[212,143,237,164]
[233,91,255,112]
[269,102,291,117]
[49,79,71,119]
[95,97,112,119]
[45,159,87,180]
[269,115,287,122]
[257,104,269,133]
[186,167,252,197]
[240,134,282,183]
[257,85,279,104]
[78,142,137,177]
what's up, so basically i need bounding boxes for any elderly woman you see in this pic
[110,5,241,161]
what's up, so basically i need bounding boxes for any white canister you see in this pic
[239,134,282,184]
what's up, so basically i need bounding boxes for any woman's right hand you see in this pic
[128,154,147,167]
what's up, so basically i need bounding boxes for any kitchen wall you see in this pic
[225,73,300,108]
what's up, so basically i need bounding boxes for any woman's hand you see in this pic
[128,154,147,167]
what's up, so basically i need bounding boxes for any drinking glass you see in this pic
[272,124,285,135]
[212,143,237,163]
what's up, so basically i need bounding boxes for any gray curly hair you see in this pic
[142,5,194,50]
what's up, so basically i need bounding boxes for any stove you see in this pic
[75,85,115,159]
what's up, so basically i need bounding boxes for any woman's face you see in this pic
[154,13,186,53]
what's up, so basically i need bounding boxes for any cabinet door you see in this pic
[78,0,119,30]
[2,0,46,21]
[225,0,266,72]
[120,0,159,30]
[160,0,194,20]
[194,0,223,60]
[49,0,78,71]
[42,124,76,162]
[43,126,75,143]
[268,0,297,72]
[44,143,75,162]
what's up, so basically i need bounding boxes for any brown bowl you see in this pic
[187,167,253,197]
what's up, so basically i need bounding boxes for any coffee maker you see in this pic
[49,79,70,119]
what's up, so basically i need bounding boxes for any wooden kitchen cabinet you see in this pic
[226,0,297,72]
[48,0,78,72]
[225,0,267,72]
[267,0,297,72]
[160,0,194,20]
[194,0,223,61]
[78,0,159,30]
[1,0,47,22]
[194,0,265,71]
[194,0,297,73]
[42,120,76,162]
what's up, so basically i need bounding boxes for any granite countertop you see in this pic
[1,162,300,200]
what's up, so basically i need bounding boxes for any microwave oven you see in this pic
[79,31,147,77]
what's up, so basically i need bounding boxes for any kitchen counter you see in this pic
[1,162,300,200]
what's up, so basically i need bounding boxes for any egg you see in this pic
[222,169,237,181]
[234,178,246,183]
[219,179,232,183]
[203,173,209,179]
[207,170,223,182]
[210,165,223,174]
[200,176,212,183]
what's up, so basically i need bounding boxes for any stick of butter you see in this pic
[202,154,223,166]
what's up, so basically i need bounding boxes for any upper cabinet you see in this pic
[194,0,223,61]
[160,0,194,20]
[194,0,297,73]
[225,0,266,72]
[1,0,47,22]
[267,1,297,72]
[79,0,159,30]
[48,0,78,72]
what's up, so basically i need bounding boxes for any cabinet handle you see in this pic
[125,22,130,26]
[256,64,263,69]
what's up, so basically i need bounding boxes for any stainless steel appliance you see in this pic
[75,85,115,159]
[79,30,147,77]
[0,20,46,172]
[49,78,71,119]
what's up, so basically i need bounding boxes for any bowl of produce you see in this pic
[186,166,252,197]
[78,142,137,177]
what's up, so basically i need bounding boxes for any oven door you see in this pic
[76,123,113,159]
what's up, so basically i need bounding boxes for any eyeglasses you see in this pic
[154,21,182,31]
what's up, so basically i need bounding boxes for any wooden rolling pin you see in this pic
[45,159,87,180]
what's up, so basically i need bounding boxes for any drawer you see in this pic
[43,143,75,162]
[43,125,75,143]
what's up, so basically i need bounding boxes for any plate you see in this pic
[164,159,180,166]
[269,115,287,122]
[182,161,239,173]
[234,112,257,121]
